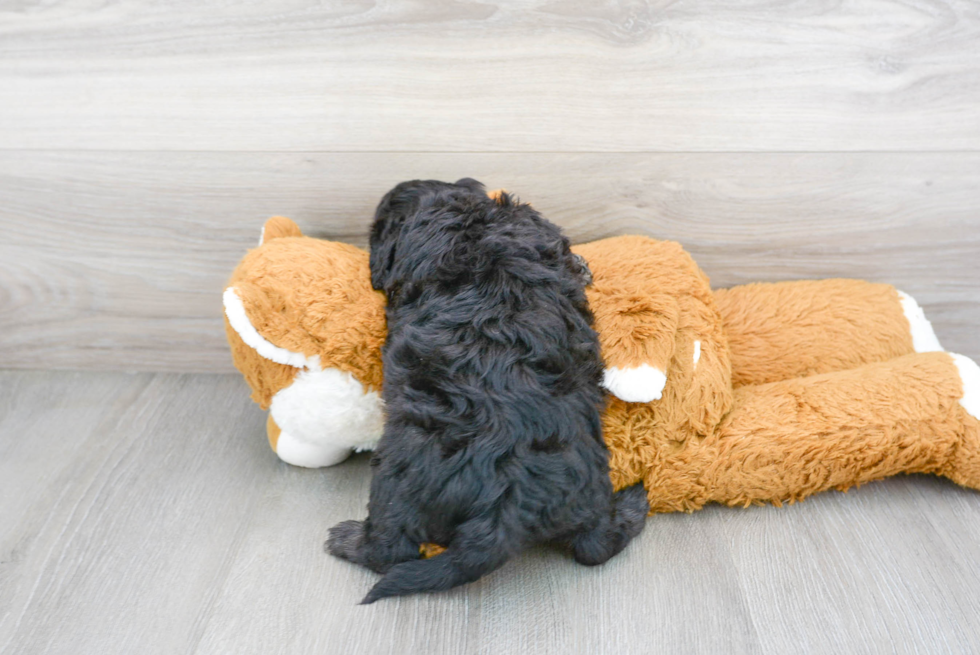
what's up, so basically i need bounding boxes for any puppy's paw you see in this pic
[325,520,365,561]
[613,483,649,539]
[571,252,593,286]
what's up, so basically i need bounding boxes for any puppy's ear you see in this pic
[369,215,396,291]
[370,186,409,291]
[454,177,486,194]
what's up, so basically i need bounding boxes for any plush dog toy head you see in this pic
[223,217,386,467]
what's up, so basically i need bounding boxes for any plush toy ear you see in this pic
[260,216,303,245]
[486,188,507,204]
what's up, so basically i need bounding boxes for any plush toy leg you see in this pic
[714,280,941,387]
[700,352,980,509]
[265,412,353,468]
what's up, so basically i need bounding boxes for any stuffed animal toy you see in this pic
[224,216,980,513]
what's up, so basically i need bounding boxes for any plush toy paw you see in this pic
[897,290,943,352]
[602,364,668,403]
[325,520,366,561]
[951,353,980,420]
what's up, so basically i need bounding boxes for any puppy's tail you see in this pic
[360,552,459,604]
[361,531,510,604]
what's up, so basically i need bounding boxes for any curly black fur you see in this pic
[326,178,648,603]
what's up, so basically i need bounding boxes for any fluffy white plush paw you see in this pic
[275,431,353,468]
[602,365,667,404]
[951,353,980,421]
[270,367,385,467]
[897,291,943,353]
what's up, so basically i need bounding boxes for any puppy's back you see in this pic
[374,182,604,451]
[344,180,646,603]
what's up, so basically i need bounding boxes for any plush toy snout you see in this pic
[266,366,384,467]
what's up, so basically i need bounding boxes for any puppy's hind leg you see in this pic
[326,519,420,574]
[571,483,648,566]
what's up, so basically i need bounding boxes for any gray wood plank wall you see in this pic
[1,1,978,372]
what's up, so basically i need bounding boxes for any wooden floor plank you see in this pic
[194,456,762,655]
[717,477,980,654]
[1,371,979,654]
[0,371,273,655]
[1,150,977,373]
[1,1,978,152]
[0,370,153,645]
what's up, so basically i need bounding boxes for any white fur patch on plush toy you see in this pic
[223,287,321,370]
[276,431,355,468]
[270,367,385,467]
[602,365,668,403]
[897,291,943,353]
[951,353,980,421]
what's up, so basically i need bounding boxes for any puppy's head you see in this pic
[369,178,493,291]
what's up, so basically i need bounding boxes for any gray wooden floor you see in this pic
[2,369,979,655]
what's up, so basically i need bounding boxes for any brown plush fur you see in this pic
[266,412,282,451]
[608,352,977,513]
[574,237,734,498]
[710,353,978,506]
[225,217,386,409]
[225,217,980,515]
[716,280,915,387]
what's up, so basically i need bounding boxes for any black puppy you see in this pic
[327,179,648,603]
